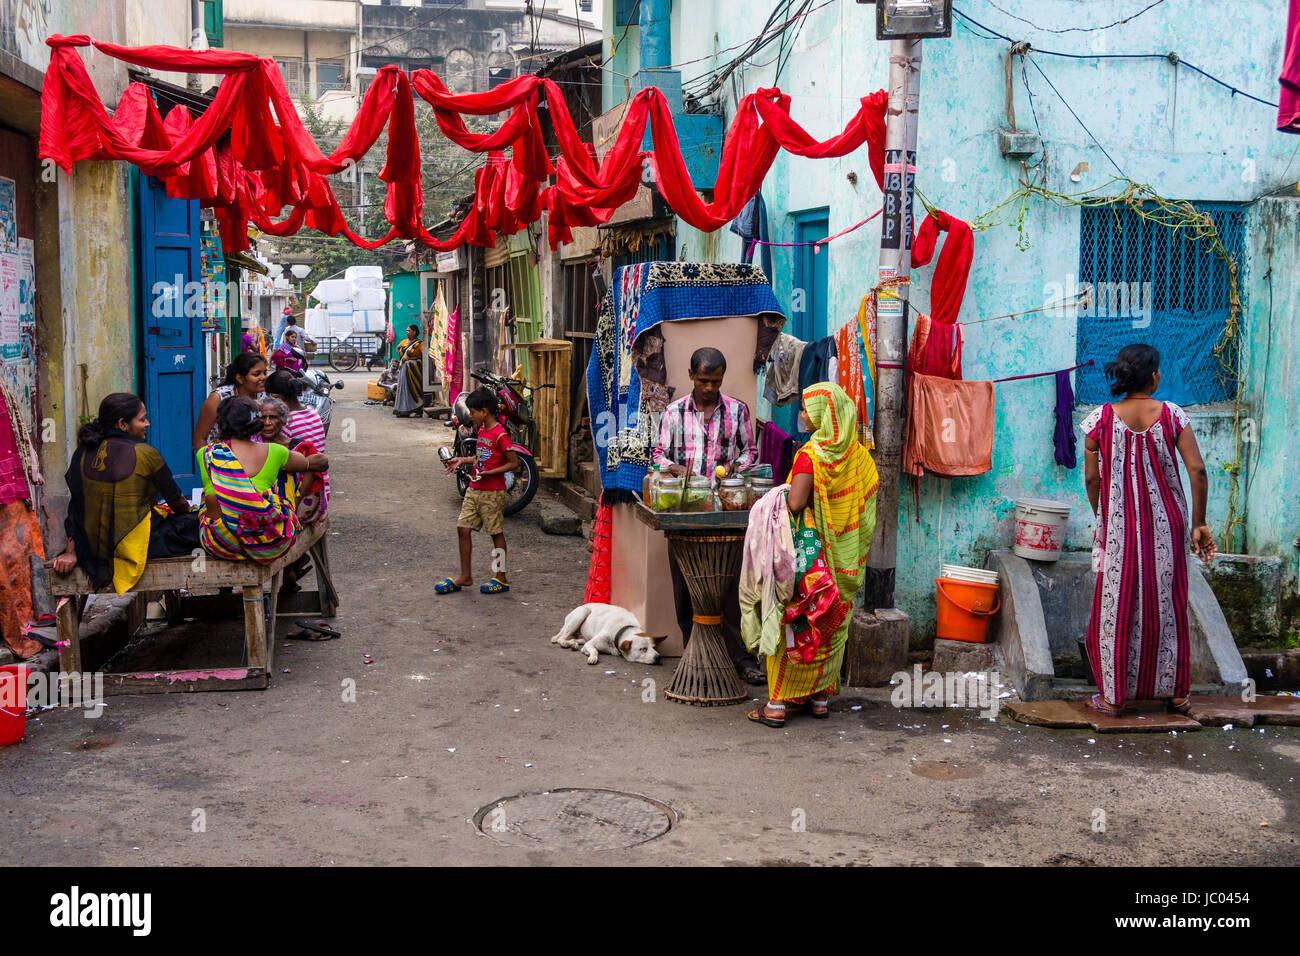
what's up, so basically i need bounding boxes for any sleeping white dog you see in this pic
[550,603,665,665]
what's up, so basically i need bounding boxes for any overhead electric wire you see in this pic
[953,6,1280,109]
[983,0,1169,34]
[1024,56,1126,177]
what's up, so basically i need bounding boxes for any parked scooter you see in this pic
[438,369,553,517]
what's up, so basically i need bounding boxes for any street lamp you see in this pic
[873,0,952,39]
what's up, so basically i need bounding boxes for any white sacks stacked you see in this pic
[309,266,389,337]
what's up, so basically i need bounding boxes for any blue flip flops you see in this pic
[479,578,510,594]
[434,578,463,595]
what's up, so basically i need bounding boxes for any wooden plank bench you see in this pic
[45,520,338,695]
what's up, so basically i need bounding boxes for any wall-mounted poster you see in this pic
[17,238,33,329]
[0,251,19,362]
[0,177,15,254]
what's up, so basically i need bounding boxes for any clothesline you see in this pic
[992,359,1094,384]
[747,206,884,253]
[960,289,1091,327]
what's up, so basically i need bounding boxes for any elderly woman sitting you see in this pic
[258,396,324,522]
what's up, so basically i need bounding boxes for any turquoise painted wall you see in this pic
[606,0,1300,639]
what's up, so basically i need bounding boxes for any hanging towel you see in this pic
[911,209,974,327]
[907,312,964,380]
[739,484,798,659]
[1054,369,1078,469]
[759,421,791,475]
[1281,0,1300,132]
[764,333,806,406]
[903,372,995,478]
[797,336,835,392]
[834,319,873,447]
[729,192,775,279]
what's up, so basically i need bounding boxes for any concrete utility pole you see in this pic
[864,37,923,612]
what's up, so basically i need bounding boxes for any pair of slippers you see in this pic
[287,620,341,642]
[435,577,509,595]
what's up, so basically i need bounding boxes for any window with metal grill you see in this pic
[275,57,304,99]
[1075,202,1244,406]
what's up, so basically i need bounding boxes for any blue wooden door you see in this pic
[136,169,205,494]
[792,209,829,342]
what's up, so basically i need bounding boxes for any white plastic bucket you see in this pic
[1013,498,1071,561]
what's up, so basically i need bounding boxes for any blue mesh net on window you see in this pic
[1075,202,1244,406]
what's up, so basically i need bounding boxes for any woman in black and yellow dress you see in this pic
[53,393,199,594]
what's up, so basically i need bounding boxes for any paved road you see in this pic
[3,379,1296,865]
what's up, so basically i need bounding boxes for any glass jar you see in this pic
[681,475,715,513]
[747,476,774,508]
[650,471,681,512]
[718,477,748,511]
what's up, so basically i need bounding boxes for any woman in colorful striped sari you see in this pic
[1082,345,1215,716]
[196,397,328,563]
[749,382,879,727]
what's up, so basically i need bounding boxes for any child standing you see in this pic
[436,388,518,594]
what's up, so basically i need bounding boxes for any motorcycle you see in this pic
[278,345,344,435]
[438,369,553,517]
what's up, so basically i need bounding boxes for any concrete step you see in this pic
[546,478,597,522]
[576,460,601,498]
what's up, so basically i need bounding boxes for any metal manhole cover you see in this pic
[474,788,676,850]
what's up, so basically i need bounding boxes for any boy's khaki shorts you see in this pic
[457,489,506,535]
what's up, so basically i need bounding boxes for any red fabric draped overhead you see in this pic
[39,36,888,253]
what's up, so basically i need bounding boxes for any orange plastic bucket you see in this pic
[934,578,1000,643]
[0,665,29,746]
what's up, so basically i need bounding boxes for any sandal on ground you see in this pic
[287,627,336,642]
[1169,696,1192,715]
[747,704,786,728]
[434,578,463,595]
[296,620,341,639]
[479,578,510,594]
[1085,693,1125,718]
[809,697,830,719]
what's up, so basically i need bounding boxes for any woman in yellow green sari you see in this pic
[749,382,878,727]
[393,323,425,417]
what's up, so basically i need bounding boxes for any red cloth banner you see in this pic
[39,36,888,253]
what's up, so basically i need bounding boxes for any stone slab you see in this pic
[1006,698,1202,733]
[1186,695,1300,727]
[1004,699,1092,728]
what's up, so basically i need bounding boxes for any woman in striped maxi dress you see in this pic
[1081,345,1216,717]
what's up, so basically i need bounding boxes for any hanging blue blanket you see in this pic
[587,262,784,495]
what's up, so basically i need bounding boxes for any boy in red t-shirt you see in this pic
[436,388,519,594]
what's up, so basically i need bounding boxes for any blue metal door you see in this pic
[792,209,829,342]
[136,169,205,493]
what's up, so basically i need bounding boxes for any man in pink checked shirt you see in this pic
[653,347,764,684]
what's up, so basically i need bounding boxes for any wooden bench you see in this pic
[45,520,338,695]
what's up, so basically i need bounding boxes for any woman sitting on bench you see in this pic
[53,393,200,594]
[197,396,328,564]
